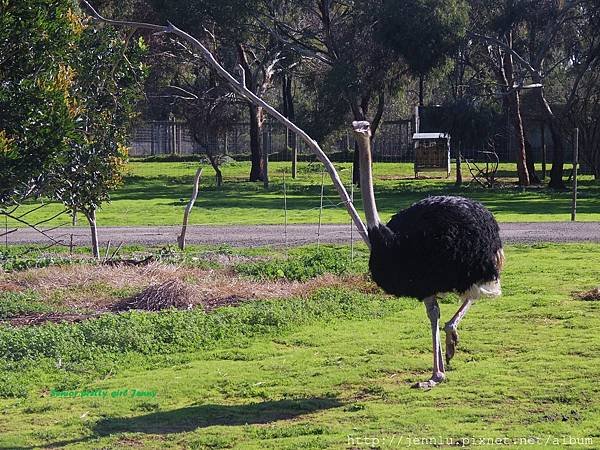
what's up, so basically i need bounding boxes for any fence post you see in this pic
[571,128,579,222]
[290,129,298,179]
[262,126,269,188]
[541,122,546,180]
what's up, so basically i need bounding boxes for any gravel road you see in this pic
[4,222,599,247]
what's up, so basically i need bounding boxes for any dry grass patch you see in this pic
[1,263,377,317]
[113,279,195,312]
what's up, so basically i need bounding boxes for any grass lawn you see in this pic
[5,160,600,228]
[1,243,599,448]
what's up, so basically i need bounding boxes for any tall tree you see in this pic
[469,0,532,185]
[266,0,468,181]
[145,0,285,182]
[471,0,600,188]
[265,1,405,183]
[0,0,79,207]
[52,24,147,257]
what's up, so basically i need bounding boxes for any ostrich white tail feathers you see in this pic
[465,247,504,298]
[461,278,502,300]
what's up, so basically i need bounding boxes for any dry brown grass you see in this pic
[1,262,376,314]
[113,279,194,312]
[0,281,21,292]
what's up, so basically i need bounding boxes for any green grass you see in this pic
[6,161,600,228]
[235,245,368,281]
[0,291,52,319]
[1,243,600,448]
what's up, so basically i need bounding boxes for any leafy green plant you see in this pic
[235,246,362,281]
[0,288,399,366]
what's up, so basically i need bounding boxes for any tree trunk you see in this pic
[548,116,566,189]
[207,153,223,187]
[533,85,566,189]
[282,74,297,178]
[455,146,463,187]
[507,89,530,186]
[86,208,99,259]
[546,120,566,187]
[501,36,529,186]
[524,140,541,184]
[248,103,264,181]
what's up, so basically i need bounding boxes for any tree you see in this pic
[264,1,404,183]
[471,0,600,188]
[144,24,241,187]
[0,0,79,207]
[145,0,285,182]
[566,62,600,178]
[265,0,468,182]
[468,0,533,185]
[51,24,147,257]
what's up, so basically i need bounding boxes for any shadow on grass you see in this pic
[7,397,342,449]
[94,397,342,434]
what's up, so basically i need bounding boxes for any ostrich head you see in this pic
[352,121,381,230]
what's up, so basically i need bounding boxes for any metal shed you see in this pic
[413,132,451,178]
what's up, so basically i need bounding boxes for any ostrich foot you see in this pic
[411,372,445,389]
[445,327,459,365]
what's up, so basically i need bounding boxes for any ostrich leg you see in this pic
[444,299,473,365]
[413,296,445,389]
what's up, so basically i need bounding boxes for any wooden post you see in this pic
[262,127,269,188]
[571,128,578,222]
[283,169,288,256]
[178,168,203,250]
[317,169,325,248]
[541,121,546,180]
[290,129,298,179]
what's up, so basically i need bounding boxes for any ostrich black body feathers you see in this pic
[368,196,503,300]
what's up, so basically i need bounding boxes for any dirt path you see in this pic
[4,222,599,247]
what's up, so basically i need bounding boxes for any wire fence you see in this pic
[129,117,560,165]
[129,119,416,161]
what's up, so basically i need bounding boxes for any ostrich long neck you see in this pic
[355,131,381,229]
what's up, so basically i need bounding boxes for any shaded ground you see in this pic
[5,222,600,247]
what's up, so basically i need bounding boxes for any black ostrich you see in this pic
[352,121,504,389]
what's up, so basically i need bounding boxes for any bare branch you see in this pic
[469,31,538,77]
[165,85,199,99]
[0,228,18,238]
[255,16,333,65]
[82,0,370,246]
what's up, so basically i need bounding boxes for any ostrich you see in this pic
[352,121,504,389]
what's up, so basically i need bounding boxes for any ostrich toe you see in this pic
[445,328,459,365]
[412,372,445,389]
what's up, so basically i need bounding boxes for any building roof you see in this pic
[413,132,450,140]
